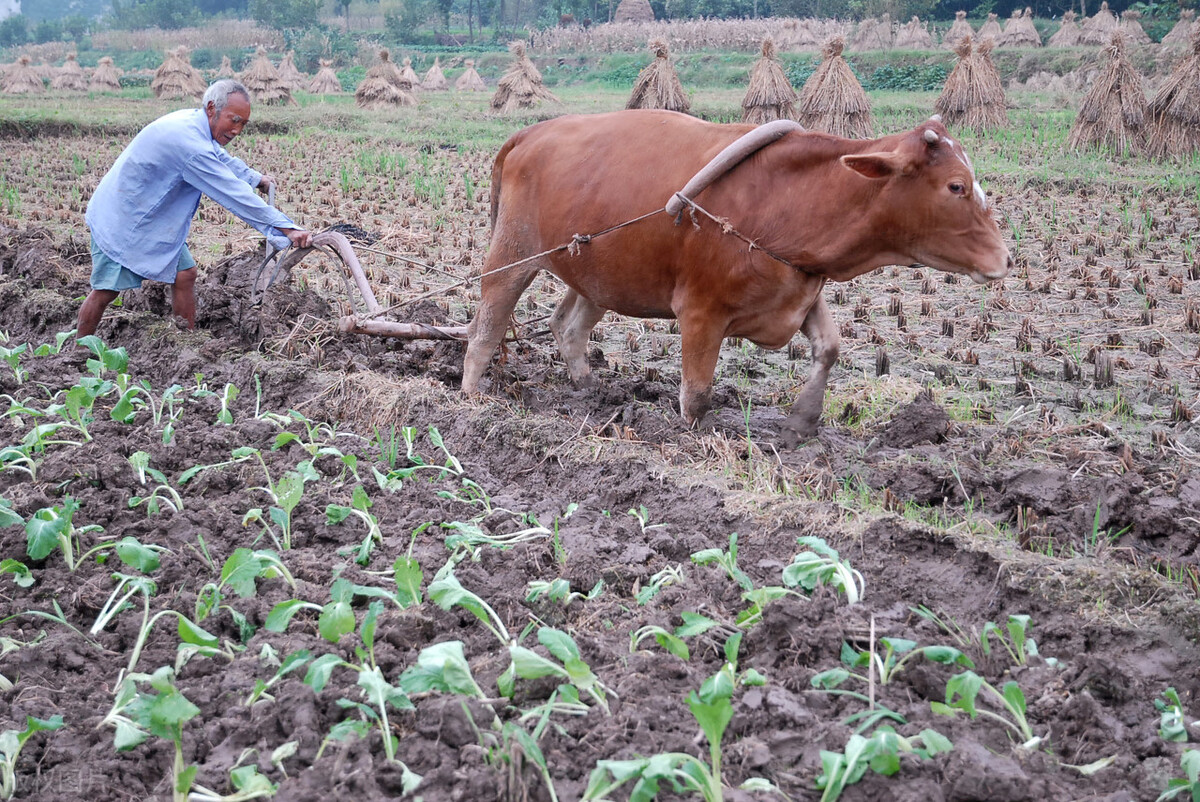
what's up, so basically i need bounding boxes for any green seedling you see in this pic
[1156,749,1200,802]
[817,725,953,802]
[436,477,510,517]
[0,559,33,589]
[111,381,184,443]
[32,329,76,357]
[782,536,865,605]
[0,446,39,481]
[910,605,976,650]
[216,382,239,425]
[981,614,1045,667]
[99,666,200,802]
[374,425,465,486]
[76,334,129,376]
[691,532,753,591]
[1156,688,1190,743]
[326,484,384,565]
[41,376,115,443]
[441,518,552,560]
[932,670,1039,748]
[25,496,106,571]
[814,637,975,689]
[245,649,314,707]
[400,640,489,701]
[195,548,296,642]
[127,451,185,517]
[0,714,65,801]
[0,342,28,385]
[526,578,604,606]
[428,569,511,646]
[178,446,259,485]
[265,576,407,643]
[188,763,278,801]
[636,564,685,606]
[628,505,667,533]
[373,423,401,469]
[499,627,615,714]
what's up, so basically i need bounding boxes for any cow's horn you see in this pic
[929,113,943,123]
[923,129,939,145]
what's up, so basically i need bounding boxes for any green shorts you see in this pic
[89,238,196,291]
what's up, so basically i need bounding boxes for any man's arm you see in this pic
[182,152,306,250]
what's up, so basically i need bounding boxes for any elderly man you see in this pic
[77,78,313,337]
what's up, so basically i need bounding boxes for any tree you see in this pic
[0,14,26,48]
[63,15,89,42]
[109,0,201,30]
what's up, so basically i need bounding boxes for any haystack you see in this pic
[89,56,123,92]
[895,16,934,49]
[943,11,974,50]
[308,59,342,93]
[356,49,418,109]
[1068,32,1146,153]
[613,0,655,23]
[996,8,1041,48]
[50,52,87,91]
[1162,10,1196,47]
[742,37,797,124]
[422,56,449,90]
[978,13,1002,40]
[798,37,873,138]
[1,55,44,94]
[33,60,53,80]
[779,18,823,51]
[152,47,206,100]
[1048,11,1081,47]
[455,59,487,91]
[1079,1,1119,45]
[400,56,422,89]
[491,41,558,112]
[277,51,306,91]
[627,37,690,112]
[935,36,1008,130]
[214,55,235,78]
[1147,28,1200,157]
[852,14,893,51]
[241,47,294,105]
[1119,10,1151,46]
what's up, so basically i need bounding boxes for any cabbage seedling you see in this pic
[127,452,184,517]
[0,342,28,385]
[932,670,1039,748]
[0,714,64,801]
[1156,687,1189,743]
[499,627,615,714]
[24,496,105,571]
[1156,749,1200,802]
[326,485,383,565]
[815,637,975,688]
[783,536,865,605]
[691,533,753,591]
[76,334,128,377]
[817,725,953,802]
[980,614,1043,667]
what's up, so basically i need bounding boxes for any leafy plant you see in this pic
[782,536,865,605]
[428,569,511,646]
[195,548,296,642]
[24,496,105,571]
[932,670,1039,748]
[814,637,975,689]
[691,533,752,591]
[981,614,1046,667]
[817,725,953,802]
[216,382,239,425]
[127,451,185,517]
[111,381,184,443]
[326,485,384,565]
[499,627,615,714]
[1157,687,1190,743]
[1156,749,1200,802]
[0,714,64,801]
[265,575,408,644]
[76,334,129,377]
[526,578,604,606]
[0,341,28,385]
[636,564,685,606]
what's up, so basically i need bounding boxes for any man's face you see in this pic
[206,93,251,147]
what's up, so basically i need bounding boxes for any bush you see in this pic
[285,24,360,72]
[34,18,62,44]
[0,14,26,48]
[862,63,947,91]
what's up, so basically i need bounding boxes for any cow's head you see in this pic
[839,118,1012,285]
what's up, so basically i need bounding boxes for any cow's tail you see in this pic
[489,135,522,232]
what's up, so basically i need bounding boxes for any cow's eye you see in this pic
[949,182,966,195]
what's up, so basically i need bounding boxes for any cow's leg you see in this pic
[677,313,725,426]
[462,258,539,392]
[549,288,605,385]
[782,294,840,445]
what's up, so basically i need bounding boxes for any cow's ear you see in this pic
[840,152,905,179]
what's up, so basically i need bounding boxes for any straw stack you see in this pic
[400,57,422,90]
[1,55,44,94]
[1079,2,1119,45]
[996,8,1041,48]
[798,37,873,138]
[277,51,306,91]
[152,47,206,99]
[214,55,235,78]
[742,37,797,124]
[895,16,934,49]
[852,14,893,51]
[51,52,87,91]
[943,11,975,50]
[627,37,690,113]
[241,47,294,105]
[614,0,655,23]
[1068,32,1146,153]
[89,56,123,92]
[491,41,558,112]
[935,36,1008,130]
[455,59,486,91]
[308,59,342,93]
[977,13,1002,41]
[423,56,449,90]
[356,49,418,108]
[1162,10,1196,47]
[1146,28,1200,158]
[1048,11,1081,47]
[1119,10,1151,45]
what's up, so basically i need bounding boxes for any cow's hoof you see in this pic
[780,419,818,448]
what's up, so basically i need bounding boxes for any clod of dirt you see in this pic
[877,392,950,447]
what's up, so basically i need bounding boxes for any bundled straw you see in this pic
[491,41,558,112]
[152,46,206,99]
[977,13,1002,41]
[50,52,87,91]
[852,14,893,51]
[1162,10,1196,47]
[996,8,1041,48]
[613,0,655,23]
[241,47,294,105]
[356,49,418,108]
[1079,1,1119,45]
[214,55,235,78]
[627,37,690,113]
[943,11,974,50]
[1146,28,1200,158]
[277,51,307,91]
[1068,32,1146,153]
[89,56,123,92]
[422,56,449,90]
[308,59,342,94]
[798,37,873,138]
[400,57,422,89]
[1,55,44,94]
[742,37,797,124]
[935,35,1008,130]
[455,59,487,91]
[1119,10,1151,46]
[1048,11,1081,47]
[895,16,934,50]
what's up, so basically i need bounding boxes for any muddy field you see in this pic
[1,95,1200,802]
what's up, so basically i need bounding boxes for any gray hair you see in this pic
[203,79,251,112]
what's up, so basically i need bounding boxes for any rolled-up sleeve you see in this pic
[182,152,294,250]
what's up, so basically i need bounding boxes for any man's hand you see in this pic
[257,174,277,194]
[283,228,313,248]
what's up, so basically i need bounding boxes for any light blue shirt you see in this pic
[86,107,297,283]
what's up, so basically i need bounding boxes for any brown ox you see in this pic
[463,110,1011,441]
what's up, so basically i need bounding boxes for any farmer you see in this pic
[77,78,313,337]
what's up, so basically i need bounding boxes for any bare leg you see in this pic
[171,267,198,330]
[677,312,726,426]
[549,288,606,385]
[76,289,119,339]
[781,294,840,446]
[462,258,539,392]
